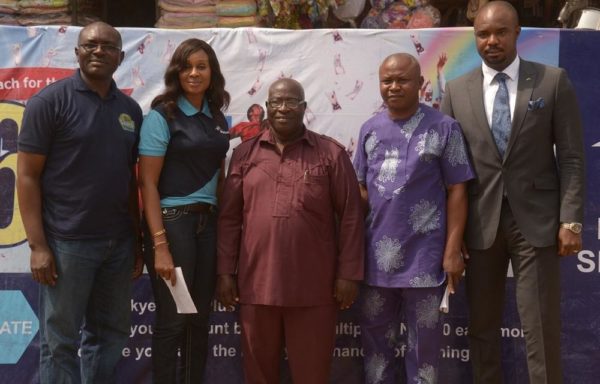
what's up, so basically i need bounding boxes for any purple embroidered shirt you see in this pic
[354,104,474,288]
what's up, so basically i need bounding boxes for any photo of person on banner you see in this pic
[354,52,474,384]
[441,1,585,383]
[229,103,267,142]
[138,38,230,383]
[216,78,364,384]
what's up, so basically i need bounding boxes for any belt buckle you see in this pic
[161,207,178,216]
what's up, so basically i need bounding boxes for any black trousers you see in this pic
[143,208,217,384]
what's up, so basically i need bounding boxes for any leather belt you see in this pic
[162,202,215,215]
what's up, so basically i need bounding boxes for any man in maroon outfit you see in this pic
[217,78,364,384]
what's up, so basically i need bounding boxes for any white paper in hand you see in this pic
[162,267,197,314]
[439,285,451,313]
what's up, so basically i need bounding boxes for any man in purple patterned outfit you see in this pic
[354,53,474,383]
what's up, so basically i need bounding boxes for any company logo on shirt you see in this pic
[118,113,135,133]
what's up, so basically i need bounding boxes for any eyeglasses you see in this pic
[78,43,121,54]
[267,98,305,109]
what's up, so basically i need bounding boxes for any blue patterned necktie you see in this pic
[491,72,511,157]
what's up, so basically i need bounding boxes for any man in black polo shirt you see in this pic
[17,22,143,383]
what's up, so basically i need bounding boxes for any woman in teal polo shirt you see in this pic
[138,38,230,383]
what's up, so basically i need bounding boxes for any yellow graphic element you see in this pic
[0,101,26,247]
[119,113,135,132]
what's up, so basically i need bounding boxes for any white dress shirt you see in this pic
[482,56,520,128]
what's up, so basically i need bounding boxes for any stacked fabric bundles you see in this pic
[216,0,257,27]
[156,0,218,29]
[0,0,102,26]
[0,0,19,25]
[17,0,71,26]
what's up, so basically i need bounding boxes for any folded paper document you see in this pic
[162,267,197,314]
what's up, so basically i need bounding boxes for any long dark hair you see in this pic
[151,38,230,129]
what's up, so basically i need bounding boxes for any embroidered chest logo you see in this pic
[118,113,135,132]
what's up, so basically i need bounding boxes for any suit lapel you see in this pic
[505,59,536,160]
[467,68,502,162]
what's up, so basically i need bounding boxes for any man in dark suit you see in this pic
[441,1,585,383]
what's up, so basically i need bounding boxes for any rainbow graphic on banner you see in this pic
[409,27,560,100]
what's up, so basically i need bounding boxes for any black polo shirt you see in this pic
[18,70,143,240]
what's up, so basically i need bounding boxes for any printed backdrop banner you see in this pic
[0,26,598,383]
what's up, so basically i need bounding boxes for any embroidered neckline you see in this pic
[398,107,424,139]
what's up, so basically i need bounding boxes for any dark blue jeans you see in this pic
[143,207,217,384]
[40,236,134,384]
